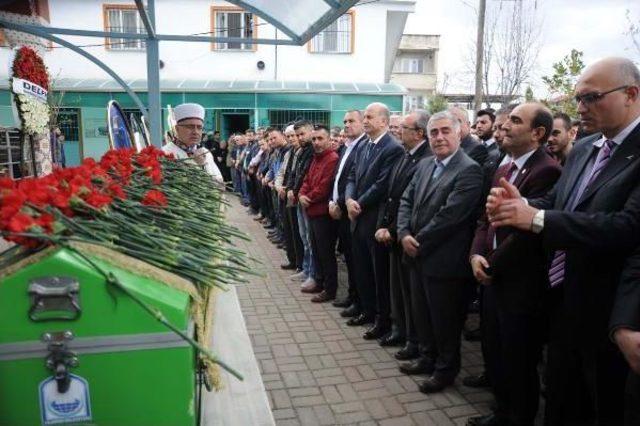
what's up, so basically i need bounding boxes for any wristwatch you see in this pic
[531,210,545,234]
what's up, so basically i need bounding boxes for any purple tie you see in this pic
[549,140,616,287]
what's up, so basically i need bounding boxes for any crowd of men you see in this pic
[209,57,640,426]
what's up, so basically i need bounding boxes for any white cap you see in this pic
[174,103,205,122]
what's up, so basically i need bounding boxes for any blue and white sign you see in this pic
[39,374,92,425]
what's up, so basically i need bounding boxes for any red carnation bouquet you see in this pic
[12,46,49,90]
[0,145,249,291]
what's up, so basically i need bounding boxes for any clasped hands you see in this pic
[487,177,539,231]
[346,198,362,221]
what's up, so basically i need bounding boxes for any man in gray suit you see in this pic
[396,111,484,393]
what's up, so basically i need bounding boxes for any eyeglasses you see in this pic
[177,124,204,131]
[400,125,420,131]
[574,85,629,105]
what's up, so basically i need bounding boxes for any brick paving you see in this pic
[227,197,493,426]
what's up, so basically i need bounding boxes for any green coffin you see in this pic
[0,247,197,426]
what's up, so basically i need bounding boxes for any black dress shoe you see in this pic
[462,373,490,388]
[280,262,296,270]
[395,342,419,360]
[332,298,352,308]
[346,313,374,326]
[379,331,405,347]
[418,376,451,394]
[363,322,390,340]
[340,304,360,318]
[398,357,434,375]
[463,327,482,341]
[466,413,508,426]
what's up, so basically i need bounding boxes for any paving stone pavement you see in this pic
[226,197,493,426]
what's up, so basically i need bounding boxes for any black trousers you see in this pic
[626,372,640,425]
[374,242,391,324]
[249,174,259,212]
[409,262,468,382]
[544,288,628,426]
[482,285,544,426]
[352,222,378,316]
[390,244,416,343]
[287,206,304,270]
[309,215,338,296]
[337,215,357,303]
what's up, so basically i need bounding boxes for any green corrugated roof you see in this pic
[0,78,406,95]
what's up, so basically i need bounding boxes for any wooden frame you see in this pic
[307,9,355,54]
[210,6,258,52]
[102,3,144,51]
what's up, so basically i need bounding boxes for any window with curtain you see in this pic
[213,10,255,50]
[393,57,425,74]
[310,13,353,54]
[105,7,146,50]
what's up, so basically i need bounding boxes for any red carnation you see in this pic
[84,191,113,209]
[141,189,167,207]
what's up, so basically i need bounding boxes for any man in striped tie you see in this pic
[466,102,561,426]
[487,57,640,425]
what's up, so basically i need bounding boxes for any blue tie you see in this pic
[432,160,444,179]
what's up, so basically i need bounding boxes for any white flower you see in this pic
[16,94,49,135]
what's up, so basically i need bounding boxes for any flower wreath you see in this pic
[11,46,50,135]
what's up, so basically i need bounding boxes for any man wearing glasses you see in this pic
[163,103,223,183]
[486,57,640,425]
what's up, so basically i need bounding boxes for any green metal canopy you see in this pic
[0,0,361,146]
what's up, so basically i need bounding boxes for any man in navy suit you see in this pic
[345,103,404,336]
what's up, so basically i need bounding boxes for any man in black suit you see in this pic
[397,110,484,393]
[345,102,404,335]
[329,110,368,316]
[375,110,432,358]
[488,57,640,425]
[450,106,489,166]
[466,103,562,426]
[610,247,640,424]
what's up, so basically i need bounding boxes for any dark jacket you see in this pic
[529,126,640,343]
[461,134,488,166]
[470,147,562,313]
[377,140,432,239]
[345,132,404,232]
[397,149,483,278]
[292,144,315,197]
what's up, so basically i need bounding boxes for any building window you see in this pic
[57,108,80,142]
[404,95,425,113]
[268,110,330,129]
[394,52,436,74]
[212,8,256,51]
[104,5,146,50]
[0,128,23,179]
[309,12,353,54]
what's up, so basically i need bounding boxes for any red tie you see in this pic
[485,162,518,250]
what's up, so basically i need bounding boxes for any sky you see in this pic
[404,0,640,97]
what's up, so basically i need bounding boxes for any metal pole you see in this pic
[473,0,486,114]
[145,0,162,147]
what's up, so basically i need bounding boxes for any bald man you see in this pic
[346,102,404,334]
[487,57,640,425]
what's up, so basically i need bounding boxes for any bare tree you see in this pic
[466,0,543,106]
[625,9,640,59]
[492,0,542,103]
